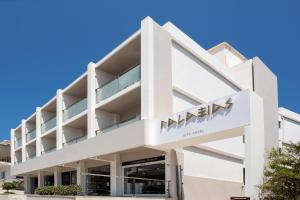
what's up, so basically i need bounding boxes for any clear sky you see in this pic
[0,0,299,140]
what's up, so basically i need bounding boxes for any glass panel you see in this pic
[27,154,36,160]
[44,175,54,186]
[26,129,36,142]
[97,115,140,135]
[124,163,165,195]
[86,165,110,196]
[15,137,22,149]
[97,79,119,102]
[119,66,140,90]
[63,135,87,146]
[41,146,56,155]
[62,171,77,185]
[96,65,140,102]
[63,98,87,121]
[41,116,56,133]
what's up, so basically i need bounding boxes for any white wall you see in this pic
[202,136,245,157]
[171,42,239,103]
[183,147,243,182]
[281,117,300,143]
[172,90,200,113]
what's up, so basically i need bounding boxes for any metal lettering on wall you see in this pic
[152,90,251,146]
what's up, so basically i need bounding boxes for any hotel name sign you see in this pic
[152,91,251,146]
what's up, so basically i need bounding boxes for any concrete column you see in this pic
[87,62,96,138]
[141,17,173,120]
[77,161,86,193]
[21,119,26,162]
[244,92,265,199]
[10,129,15,165]
[38,171,44,187]
[23,175,31,194]
[54,167,62,186]
[110,154,122,196]
[36,107,42,157]
[56,89,63,150]
[165,150,178,199]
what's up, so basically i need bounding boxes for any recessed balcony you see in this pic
[26,129,36,143]
[14,137,22,149]
[63,98,87,122]
[63,75,87,123]
[41,116,56,134]
[96,65,140,103]
[63,115,87,147]
[41,98,57,134]
[96,115,141,135]
[41,131,56,155]
[95,86,141,135]
[26,114,36,143]
[14,150,22,164]
[26,143,36,160]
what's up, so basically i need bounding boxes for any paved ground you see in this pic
[0,189,24,195]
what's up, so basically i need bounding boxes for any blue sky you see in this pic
[0,0,299,140]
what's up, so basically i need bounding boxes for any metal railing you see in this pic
[63,98,87,121]
[0,157,11,163]
[63,135,87,147]
[26,129,36,142]
[96,115,141,135]
[96,65,141,103]
[41,116,56,134]
[41,146,56,155]
[14,137,22,149]
[84,172,170,197]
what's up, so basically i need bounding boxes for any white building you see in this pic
[0,140,16,187]
[9,17,299,200]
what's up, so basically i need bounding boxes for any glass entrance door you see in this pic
[123,161,165,196]
[86,165,110,196]
[30,177,38,194]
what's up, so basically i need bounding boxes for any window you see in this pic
[1,171,5,179]
[62,171,77,185]
[86,165,110,196]
[123,162,165,195]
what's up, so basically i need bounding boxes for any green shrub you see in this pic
[3,182,17,193]
[35,185,82,196]
[35,186,55,195]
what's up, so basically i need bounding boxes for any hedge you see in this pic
[35,185,82,196]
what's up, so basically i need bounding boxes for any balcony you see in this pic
[63,98,87,121]
[0,156,10,163]
[41,116,56,134]
[26,154,36,160]
[14,137,22,149]
[41,146,56,155]
[26,129,36,142]
[96,65,140,103]
[96,115,140,135]
[63,135,87,147]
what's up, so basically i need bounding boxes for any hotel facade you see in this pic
[10,17,300,200]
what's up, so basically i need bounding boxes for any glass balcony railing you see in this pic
[63,135,87,147]
[41,146,56,155]
[96,115,140,135]
[14,160,22,165]
[96,65,141,103]
[63,98,87,121]
[26,129,36,142]
[14,137,22,149]
[26,154,36,160]
[41,116,56,134]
